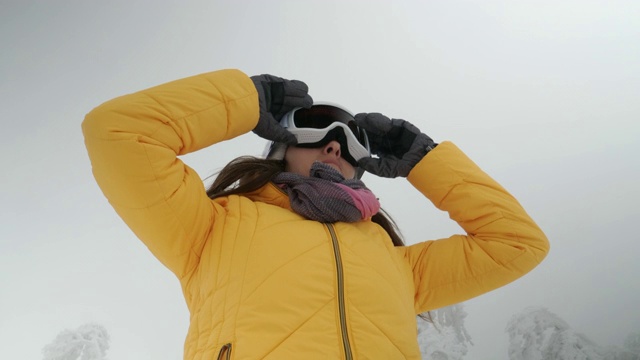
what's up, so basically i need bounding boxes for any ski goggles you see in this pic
[280,104,370,167]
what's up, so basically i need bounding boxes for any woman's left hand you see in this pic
[354,113,437,178]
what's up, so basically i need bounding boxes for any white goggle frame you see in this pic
[280,110,370,163]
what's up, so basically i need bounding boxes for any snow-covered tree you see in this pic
[418,303,473,359]
[507,307,604,360]
[42,323,110,360]
[506,307,640,360]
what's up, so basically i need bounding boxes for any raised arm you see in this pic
[82,69,259,278]
[402,142,549,313]
[354,112,549,314]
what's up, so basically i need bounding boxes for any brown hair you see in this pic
[206,156,405,247]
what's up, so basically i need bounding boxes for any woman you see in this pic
[82,69,549,359]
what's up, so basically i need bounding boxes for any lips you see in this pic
[322,160,342,173]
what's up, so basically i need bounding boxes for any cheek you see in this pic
[284,148,315,176]
[341,160,356,179]
[285,161,307,176]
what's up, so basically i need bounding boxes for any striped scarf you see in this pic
[273,162,380,223]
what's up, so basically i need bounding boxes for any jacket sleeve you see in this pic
[397,141,550,313]
[82,69,259,279]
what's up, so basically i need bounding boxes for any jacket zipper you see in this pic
[216,343,232,360]
[326,223,353,360]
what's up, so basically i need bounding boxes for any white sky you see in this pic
[1,1,639,359]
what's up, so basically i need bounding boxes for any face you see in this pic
[284,140,356,179]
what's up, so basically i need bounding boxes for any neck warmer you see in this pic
[272,162,380,223]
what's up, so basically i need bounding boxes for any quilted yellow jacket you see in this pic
[82,69,549,360]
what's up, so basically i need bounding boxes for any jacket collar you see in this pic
[244,182,292,210]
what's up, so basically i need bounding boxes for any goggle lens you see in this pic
[293,105,367,147]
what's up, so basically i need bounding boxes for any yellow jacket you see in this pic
[82,69,549,359]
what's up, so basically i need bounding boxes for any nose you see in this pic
[322,140,341,158]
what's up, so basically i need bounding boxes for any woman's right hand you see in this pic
[251,74,313,144]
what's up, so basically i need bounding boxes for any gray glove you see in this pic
[251,74,313,144]
[354,113,436,178]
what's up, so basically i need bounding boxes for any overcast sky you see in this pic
[1,1,639,359]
